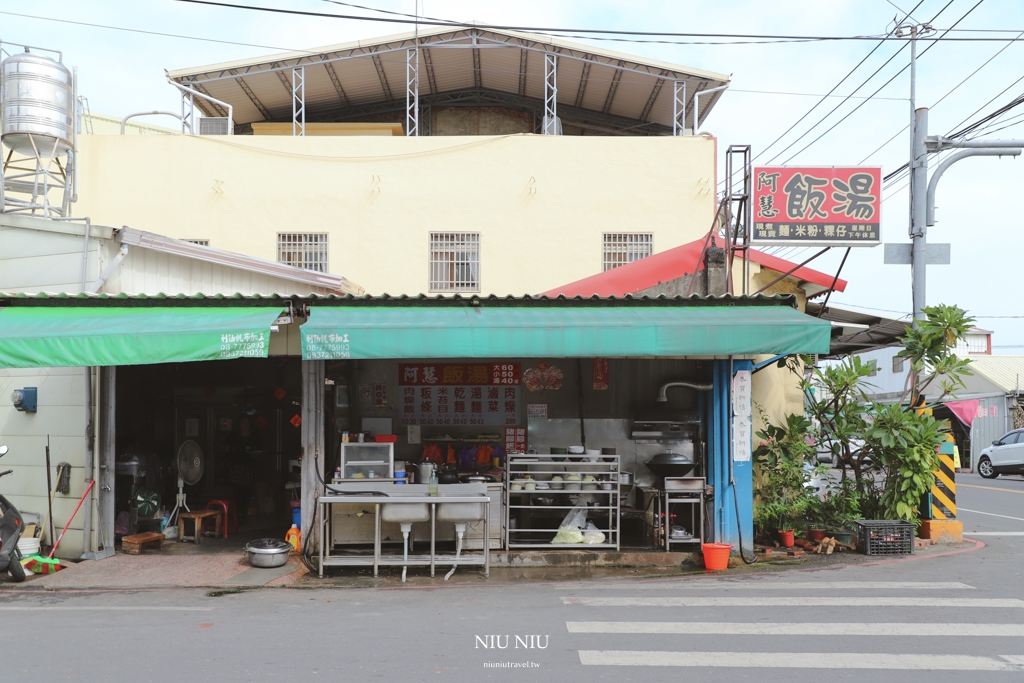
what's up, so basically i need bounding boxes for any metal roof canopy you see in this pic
[168,26,730,135]
[805,302,910,357]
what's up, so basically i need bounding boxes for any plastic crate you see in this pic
[854,520,915,556]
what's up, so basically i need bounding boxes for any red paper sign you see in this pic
[592,358,609,391]
[505,427,526,454]
[752,166,882,245]
[399,363,520,386]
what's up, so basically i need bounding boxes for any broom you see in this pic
[24,480,94,575]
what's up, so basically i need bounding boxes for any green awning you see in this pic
[0,307,283,368]
[301,304,831,359]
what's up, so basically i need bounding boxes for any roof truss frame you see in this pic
[305,87,671,135]
[174,28,715,87]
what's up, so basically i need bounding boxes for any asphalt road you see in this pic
[2,473,1022,682]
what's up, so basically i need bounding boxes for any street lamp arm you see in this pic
[927,135,1024,152]
[926,148,1020,227]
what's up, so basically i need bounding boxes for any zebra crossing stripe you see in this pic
[567,622,1024,636]
[578,651,1024,671]
[561,597,1024,608]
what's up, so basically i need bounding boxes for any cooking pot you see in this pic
[418,461,437,484]
[644,453,696,478]
[437,466,460,485]
[243,538,292,568]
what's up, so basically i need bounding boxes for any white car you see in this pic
[977,430,1024,479]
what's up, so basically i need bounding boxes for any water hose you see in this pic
[444,523,466,581]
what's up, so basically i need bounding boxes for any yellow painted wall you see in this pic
[73,134,716,295]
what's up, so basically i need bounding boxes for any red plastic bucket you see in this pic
[702,543,732,571]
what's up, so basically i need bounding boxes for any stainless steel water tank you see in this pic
[1,52,73,156]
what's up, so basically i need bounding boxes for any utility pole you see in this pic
[896,21,933,326]
[889,22,1021,326]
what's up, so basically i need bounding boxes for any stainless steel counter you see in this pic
[317,483,490,579]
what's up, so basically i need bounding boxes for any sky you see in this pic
[3,0,1024,348]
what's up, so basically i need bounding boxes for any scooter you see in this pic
[0,445,27,582]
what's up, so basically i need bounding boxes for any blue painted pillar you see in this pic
[707,359,754,556]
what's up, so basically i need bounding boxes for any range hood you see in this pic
[631,417,699,441]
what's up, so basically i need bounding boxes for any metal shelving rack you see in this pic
[505,454,620,550]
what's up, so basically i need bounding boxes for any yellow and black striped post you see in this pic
[931,439,957,520]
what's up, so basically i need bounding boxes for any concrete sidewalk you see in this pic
[3,539,976,591]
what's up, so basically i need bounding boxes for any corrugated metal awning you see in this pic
[0,306,283,368]
[300,302,831,360]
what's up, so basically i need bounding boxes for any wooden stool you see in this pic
[178,510,222,544]
[121,532,164,555]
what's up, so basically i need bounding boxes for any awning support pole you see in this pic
[406,48,419,136]
[543,53,558,135]
[292,67,305,137]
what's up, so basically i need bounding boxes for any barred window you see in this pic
[184,239,209,246]
[430,232,480,292]
[603,233,653,271]
[278,233,328,273]
[892,355,905,374]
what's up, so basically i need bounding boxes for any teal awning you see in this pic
[301,304,831,359]
[0,307,283,368]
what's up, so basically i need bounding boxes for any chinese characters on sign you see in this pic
[505,427,527,454]
[399,385,520,427]
[218,331,268,359]
[399,363,521,426]
[398,363,521,386]
[752,166,882,245]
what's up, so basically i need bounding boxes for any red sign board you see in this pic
[398,363,520,386]
[752,166,882,245]
[400,385,520,427]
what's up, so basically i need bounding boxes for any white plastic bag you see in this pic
[583,522,606,545]
[552,505,587,544]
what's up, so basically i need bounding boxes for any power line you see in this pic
[780,0,985,165]
[0,10,307,53]
[172,0,1024,43]
[861,27,1024,165]
[717,0,926,191]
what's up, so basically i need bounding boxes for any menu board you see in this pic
[505,427,526,454]
[399,363,521,386]
[400,385,520,426]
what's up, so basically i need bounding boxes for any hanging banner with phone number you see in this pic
[752,166,882,246]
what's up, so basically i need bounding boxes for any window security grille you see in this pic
[278,233,328,273]
[184,239,210,246]
[429,232,480,292]
[603,233,653,271]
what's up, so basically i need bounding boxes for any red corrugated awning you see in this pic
[544,233,848,298]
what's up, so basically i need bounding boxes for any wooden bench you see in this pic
[121,532,164,555]
[178,509,222,544]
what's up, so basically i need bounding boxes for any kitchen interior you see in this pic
[322,357,714,561]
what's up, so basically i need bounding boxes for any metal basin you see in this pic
[243,538,292,568]
[437,501,486,522]
[382,502,430,523]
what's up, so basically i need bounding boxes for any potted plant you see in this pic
[804,496,829,542]
[755,499,807,548]
[754,413,817,548]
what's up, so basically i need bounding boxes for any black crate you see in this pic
[854,520,915,556]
